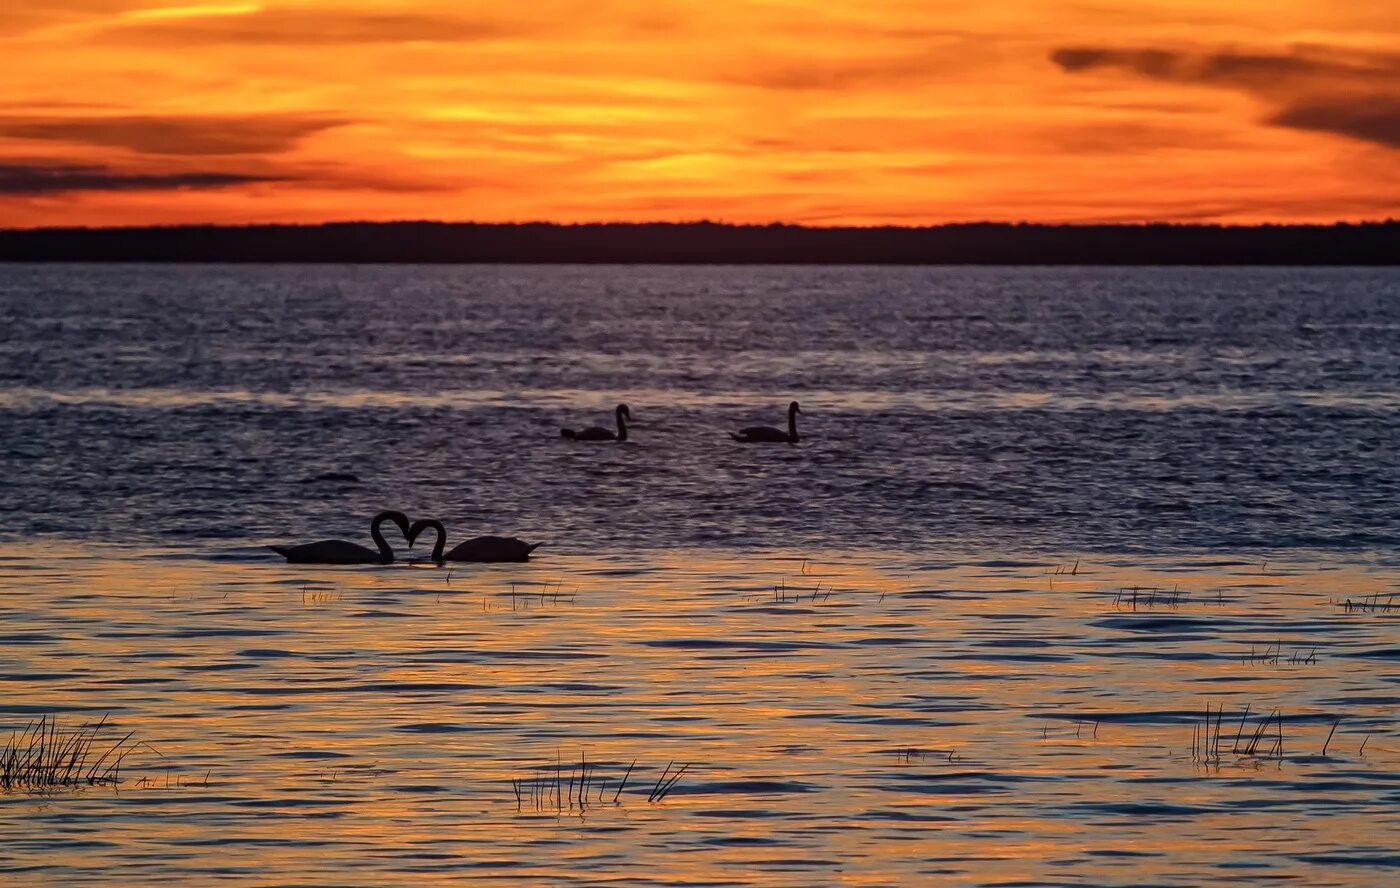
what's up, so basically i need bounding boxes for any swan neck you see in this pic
[429,521,446,562]
[370,515,393,563]
[616,406,628,441]
[788,407,798,441]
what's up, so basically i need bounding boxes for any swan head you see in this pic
[373,510,412,540]
[789,400,801,415]
[617,403,632,420]
[406,518,441,548]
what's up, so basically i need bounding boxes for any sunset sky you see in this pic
[1,1,1397,227]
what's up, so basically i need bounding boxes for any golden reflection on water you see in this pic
[1,545,1397,884]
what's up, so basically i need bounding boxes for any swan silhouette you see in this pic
[562,404,630,441]
[270,510,411,564]
[408,518,542,563]
[731,400,801,444]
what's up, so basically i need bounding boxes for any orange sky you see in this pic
[0,1,1397,226]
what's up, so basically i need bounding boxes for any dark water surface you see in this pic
[2,264,1398,553]
[1,265,1398,885]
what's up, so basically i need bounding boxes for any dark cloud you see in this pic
[0,114,345,156]
[1051,45,1400,149]
[105,9,517,46]
[1049,48,1395,94]
[0,162,280,195]
[1271,97,1400,148]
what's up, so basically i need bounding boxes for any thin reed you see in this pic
[1191,702,1284,764]
[1,714,147,792]
[509,752,692,812]
[1337,593,1398,613]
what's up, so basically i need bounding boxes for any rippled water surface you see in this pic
[1,265,1399,884]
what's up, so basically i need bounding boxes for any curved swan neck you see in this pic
[616,405,628,441]
[370,514,394,563]
[426,520,446,562]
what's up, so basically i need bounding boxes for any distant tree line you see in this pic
[0,220,1395,264]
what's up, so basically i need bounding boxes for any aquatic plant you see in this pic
[509,752,691,812]
[495,580,577,611]
[1337,593,1398,613]
[768,578,833,605]
[1047,559,1081,590]
[1192,703,1284,763]
[1322,718,1341,756]
[1242,643,1318,665]
[1113,585,1187,610]
[1,714,149,792]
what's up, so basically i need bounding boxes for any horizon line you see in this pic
[4,218,1399,233]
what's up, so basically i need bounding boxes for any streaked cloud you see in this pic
[1,2,1396,225]
[0,161,279,194]
[0,114,346,156]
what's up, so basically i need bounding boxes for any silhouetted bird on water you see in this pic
[271,510,410,564]
[731,400,801,444]
[561,404,631,441]
[408,518,541,563]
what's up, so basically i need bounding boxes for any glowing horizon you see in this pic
[1,1,1396,227]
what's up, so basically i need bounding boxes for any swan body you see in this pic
[271,510,411,564]
[732,400,801,444]
[408,519,542,563]
[562,404,630,442]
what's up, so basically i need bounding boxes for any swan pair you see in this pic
[271,510,540,565]
[562,401,802,445]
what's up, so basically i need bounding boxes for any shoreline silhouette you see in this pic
[1,220,1396,264]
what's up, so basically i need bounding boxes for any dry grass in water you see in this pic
[1,714,154,793]
[1336,593,1398,613]
[1242,642,1318,666]
[509,751,692,812]
[1192,702,1284,765]
[1113,585,1187,610]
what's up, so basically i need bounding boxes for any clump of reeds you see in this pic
[1242,642,1318,666]
[891,746,962,763]
[300,582,341,604]
[486,581,578,612]
[1113,584,1187,610]
[509,751,691,812]
[1047,559,1081,590]
[1191,702,1283,764]
[767,578,834,605]
[1337,593,1398,613]
[1,714,148,792]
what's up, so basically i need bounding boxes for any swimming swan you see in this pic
[407,518,542,563]
[731,400,801,444]
[562,404,630,441]
[270,510,411,564]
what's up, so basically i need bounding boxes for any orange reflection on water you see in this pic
[0,545,1396,883]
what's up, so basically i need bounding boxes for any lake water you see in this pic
[1,265,1398,884]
